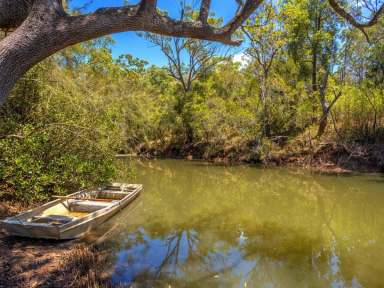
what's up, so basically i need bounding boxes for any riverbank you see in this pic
[134,140,384,174]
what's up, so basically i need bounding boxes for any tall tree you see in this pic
[285,0,341,137]
[243,1,286,137]
[141,6,225,142]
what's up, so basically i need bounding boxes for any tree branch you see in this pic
[224,0,264,35]
[67,1,261,46]
[0,0,35,29]
[328,0,384,40]
[2,0,262,46]
[0,0,262,104]
[138,0,157,15]
[199,0,212,25]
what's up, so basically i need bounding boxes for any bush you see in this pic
[0,62,124,203]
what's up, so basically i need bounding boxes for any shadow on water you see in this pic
[91,159,384,287]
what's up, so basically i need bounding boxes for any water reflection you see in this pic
[92,160,384,287]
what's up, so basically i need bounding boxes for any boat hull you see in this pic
[0,221,60,239]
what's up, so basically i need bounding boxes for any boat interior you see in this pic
[13,184,140,226]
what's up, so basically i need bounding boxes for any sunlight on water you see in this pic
[92,159,384,287]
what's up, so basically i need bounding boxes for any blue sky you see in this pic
[70,0,244,66]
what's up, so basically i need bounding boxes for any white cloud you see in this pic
[233,52,249,68]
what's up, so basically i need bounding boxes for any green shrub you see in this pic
[0,62,124,203]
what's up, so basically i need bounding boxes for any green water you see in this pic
[95,159,384,287]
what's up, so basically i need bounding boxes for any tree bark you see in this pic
[317,113,328,138]
[316,69,329,138]
[316,83,342,138]
[311,47,318,93]
[0,0,34,29]
[0,0,67,104]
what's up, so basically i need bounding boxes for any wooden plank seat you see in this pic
[68,200,117,213]
[97,191,129,200]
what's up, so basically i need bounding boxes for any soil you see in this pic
[0,236,72,287]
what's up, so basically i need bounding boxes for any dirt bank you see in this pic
[135,141,384,174]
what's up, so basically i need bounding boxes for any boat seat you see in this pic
[69,200,115,213]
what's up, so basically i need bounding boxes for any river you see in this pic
[91,159,384,287]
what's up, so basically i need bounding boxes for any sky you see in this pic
[69,0,246,66]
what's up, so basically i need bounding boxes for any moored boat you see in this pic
[0,183,142,240]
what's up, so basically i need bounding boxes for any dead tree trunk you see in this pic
[316,75,342,138]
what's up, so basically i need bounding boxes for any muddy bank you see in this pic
[134,141,384,174]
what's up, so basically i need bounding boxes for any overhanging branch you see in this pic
[66,0,263,46]
[199,0,212,24]
[224,0,264,34]
[328,0,384,40]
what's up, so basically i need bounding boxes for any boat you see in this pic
[0,183,142,240]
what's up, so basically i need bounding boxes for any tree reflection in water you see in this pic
[91,160,384,287]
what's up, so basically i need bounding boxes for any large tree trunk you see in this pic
[0,0,66,104]
[0,39,27,105]
[0,0,33,29]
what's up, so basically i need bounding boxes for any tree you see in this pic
[306,0,340,138]
[141,6,225,142]
[0,0,262,105]
[243,1,286,137]
[285,0,341,137]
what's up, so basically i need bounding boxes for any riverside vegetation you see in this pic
[0,0,384,204]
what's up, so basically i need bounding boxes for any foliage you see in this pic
[0,44,126,203]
